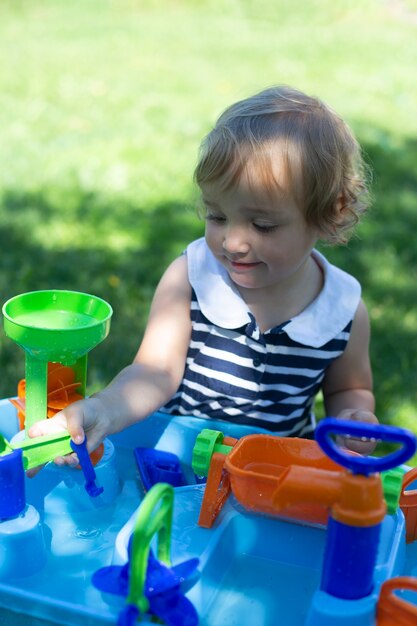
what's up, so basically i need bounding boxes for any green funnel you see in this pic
[3,290,112,362]
[3,290,112,432]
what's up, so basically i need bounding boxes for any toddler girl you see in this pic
[29,85,378,463]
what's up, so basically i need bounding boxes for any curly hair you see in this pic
[194,85,371,244]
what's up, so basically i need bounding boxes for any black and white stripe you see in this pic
[162,292,351,436]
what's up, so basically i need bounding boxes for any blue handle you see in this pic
[70,438,104,497]
[316,418,417,475]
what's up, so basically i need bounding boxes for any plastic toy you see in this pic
[191,419,417,624]
[399,466,417,543]
[92,482,199,625]
[1,289,112,467]
[377,577,417,624]
[134,448,186,490]
[0,447,25,520]
[70,437,104,497]
[3,403,417,625]
[192,428,343,528]
[0,428,75,470]
[3,289,417,625]
[3,289,112,432]
[296,420,412,602]
[10,362,84,429]
[191,423,408,529]
[9,362,105,466]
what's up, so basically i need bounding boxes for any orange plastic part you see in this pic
[10,363,84,428]
[377,576,417,625]
[197,436,236,527]
[224,434,344,526]
[198,452,232,528]
[272,465,386,527]
[9,379,27,431]
[8,362,104,467]
[399,467,417,543]
[198,433,387,528]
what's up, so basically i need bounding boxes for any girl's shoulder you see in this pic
[156,253,191,300]
[283,250,362,348]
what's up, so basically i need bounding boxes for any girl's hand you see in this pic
[335,409,379,455]
[27,396,111,476]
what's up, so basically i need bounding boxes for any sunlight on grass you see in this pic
[0,0,416,436]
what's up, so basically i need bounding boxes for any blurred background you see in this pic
[0,0,416,438]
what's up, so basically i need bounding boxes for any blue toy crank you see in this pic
[315,418,417,476]
[313,419,417,599]
[316,418,416,600]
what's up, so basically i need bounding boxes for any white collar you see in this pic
[187,237,361,348]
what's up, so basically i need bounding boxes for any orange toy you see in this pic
[10,363,84,429]
[377,577,417,625]
[272,464,386,527]
[193,431,343,528]
[193,419,415,531]
[399,467,417,544]
[9,362,104,466]
[194,435,237,528]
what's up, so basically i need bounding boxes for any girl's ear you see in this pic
[331,192,350,229]
[334,192,345,218]
[317,193,347,243]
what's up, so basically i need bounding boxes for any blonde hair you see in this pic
[194,85,371,243]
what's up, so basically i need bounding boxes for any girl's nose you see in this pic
[222,226,250,255]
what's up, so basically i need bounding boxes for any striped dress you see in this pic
[162,238,361,437]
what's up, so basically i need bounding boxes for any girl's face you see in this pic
[202,160,319,294]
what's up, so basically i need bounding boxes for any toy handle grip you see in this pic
[316,418,416,475]
[377,576,417,625]
[70,438,104,497]
[400,467,417,504]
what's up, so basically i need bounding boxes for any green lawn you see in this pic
[0,0,416,454]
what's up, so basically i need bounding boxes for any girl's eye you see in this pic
[205,213,226,223]
[253,223,279,233]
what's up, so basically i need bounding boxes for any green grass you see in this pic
[0,0,417,458]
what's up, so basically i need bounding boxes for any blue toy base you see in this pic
[0,400,416,626]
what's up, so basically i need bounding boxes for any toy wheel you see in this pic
[381,467,406,514]
[192,429,225,477]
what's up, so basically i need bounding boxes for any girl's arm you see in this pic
[28,254,192,458]
[322,299,378,454]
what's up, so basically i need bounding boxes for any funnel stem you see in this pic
[25,356,48,433]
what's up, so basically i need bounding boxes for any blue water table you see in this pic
[2,290,417,626]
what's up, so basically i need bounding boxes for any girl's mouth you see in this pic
[230,260,261,271]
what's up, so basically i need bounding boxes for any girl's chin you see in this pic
[229,273,262,289]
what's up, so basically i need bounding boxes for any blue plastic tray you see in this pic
[0,400,414,626]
